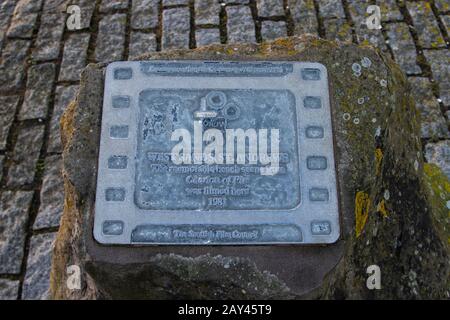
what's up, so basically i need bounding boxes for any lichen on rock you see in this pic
[50,36,450,300]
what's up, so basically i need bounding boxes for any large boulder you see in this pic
[50,36,449,299]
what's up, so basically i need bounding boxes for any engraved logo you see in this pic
[170,91,281,176]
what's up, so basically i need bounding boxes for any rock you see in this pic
[51,36,450,299]
[34,156,64,230]
[0,191,34,274]
[425,141,450,180]
[22,233,56,300]
[0,279,19,300]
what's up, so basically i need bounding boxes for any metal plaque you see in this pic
[94,60,340,245]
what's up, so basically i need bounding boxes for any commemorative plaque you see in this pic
[94,60,340,245]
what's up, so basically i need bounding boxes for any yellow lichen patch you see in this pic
[377,200,388,217]
[355,191,371,238]
[375,148,383,175]
[423,163,450,247]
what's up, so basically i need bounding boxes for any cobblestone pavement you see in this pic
[0,0,448,300]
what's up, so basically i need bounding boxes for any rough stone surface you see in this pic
[441,15,450,35]
[288,0,318,36]
[32,13,65,61]
[408,77,448,139]
[434,0,450,13]
[423,50,450,107]
[261,21,287,40]
[163,0,190,5]
[323,19,352,42]
[19,63,56,120]
[129,32,157,60]
[195,28,221,46]
[100,0,128,13]
[162,8,191,50]
[425,141,450,179]
[226,6,255,43]
[7,124,45,188]
[22,232,56,300]
[0,191,33,274]
[195,0,221,25]
[7,0,42,38]
[0,0,17,49]
[95,14,127,63]
[48,86,79,153]
[0,39,31,91]
[386,23,421,75]
[406,1,446,49]
[317,0,345,19]
[51,37,450,300]
[0,96,20,150]
[0,155,4,182]
[376,0,402,22]
[131,0,159,30]
[0,279,19,300]
[59,33,90,82]
[34,156,64,230]
[257,0,284,17]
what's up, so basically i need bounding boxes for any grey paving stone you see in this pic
[424,49,450,106]
[0,191,34,274]
[162,7,191,50]
[59,33,90,81]
[95,14,127,63]
[69,0,96,30]
[48,85,78,153]
[7,124,45,187]
[0,279,19,300]
[226,6,256,43]
[22,232,56,300]
[223,0,248,4]
[0,96,20,150]
[386,23,421,75]
[440,15,450,35]
[256,0,284,17]
[0,39,31,90]
[346,0,370,25]
[19,63,55,120]
[409,77,448,139]
[406,1,446,49]
[434,0,450,13]
[260,20,287,40]
[376,0,402,22]
[42,0,69,11]
[195,28,221,46]
[129,32,157,60]
[425,140,450,179]
[0,155,4,182]
[7,0,42,38]
[0,0,18,49]
[195,0,221,25]
[32,13,66,61]
[100,0,128,13]
[163,0,190,6]
[317,0,345,19]
[288,0,318,36]
[323,19,352,42]
[34,156,63,230]
[131,0,159,30]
